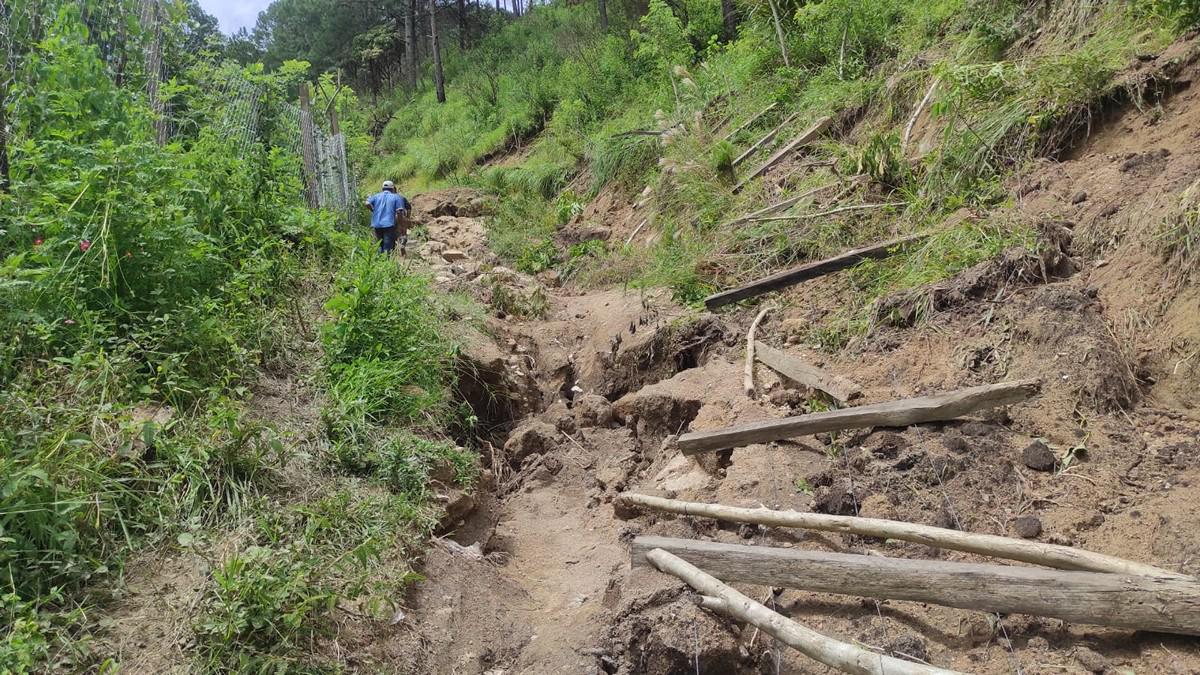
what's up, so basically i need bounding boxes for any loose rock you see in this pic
[442,249,468,262]
[503,421,559,466]
[1012,515,1043,539]
[1021,440,1057,472]
[575,394,614,428]
[1074,646,1109,673]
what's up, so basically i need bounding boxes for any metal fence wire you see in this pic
[1,0,356,216]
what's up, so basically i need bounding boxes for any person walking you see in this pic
[364,180,411,256]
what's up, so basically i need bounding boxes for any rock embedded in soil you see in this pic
[503,421,559,466]
[574,394,614,428]
[1021,440,1057,472]
[1012,515,1043,539]
[1074,646,1109,673]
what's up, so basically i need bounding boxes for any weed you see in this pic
[794,477,814,495]
[1157,181,1200,279]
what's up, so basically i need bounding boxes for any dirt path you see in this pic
[390,50,1200,670]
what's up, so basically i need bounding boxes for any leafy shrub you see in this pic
[193,546,339,672]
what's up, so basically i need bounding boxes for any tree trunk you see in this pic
[429,0,446,103]
[766,0,790,67]
[0,80,9,193]
[405,0,418,88]
[457,0,467,49]
[598,0,608,31]
[720,0,737,42]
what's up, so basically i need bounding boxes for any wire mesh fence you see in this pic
[0,0,356,216]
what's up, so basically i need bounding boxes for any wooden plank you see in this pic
[646,549,965,675]
[722,101,778,142]
[735,116,833,193]
[732,111,799,167]
[755,344,861,402]
[633,537,1200,636]
[703,231,927,310]
[618,494,1188,579]
[677,379,1039,455]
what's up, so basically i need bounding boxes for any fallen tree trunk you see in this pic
[704,231,927,309]
[733,112,799,167]
[619,494,1187,579]
[635,537,1200,636]
[743,307,771,397]
[677,379,1040,454]
[735,116,833,193]
[755,343,861,402]
[646,548,964,675]
[722,102,778,142]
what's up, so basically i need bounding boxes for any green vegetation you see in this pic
[4,0,1197,670]
[1,4,474,672]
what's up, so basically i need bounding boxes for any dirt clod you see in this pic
[1075,646,1110,673]
[503,421,559,466]
[575,394,614,428]
[1012,515,1043,539]
[1021,440,1057,472]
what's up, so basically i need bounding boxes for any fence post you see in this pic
[298,83,320,209]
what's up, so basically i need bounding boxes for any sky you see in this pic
[199,0,274,35]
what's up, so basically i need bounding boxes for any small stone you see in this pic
[1074,646,1109,673]
[1027,636,1049,650]
[1070,190,1088,204]
[960,422,992,437]
[441,249,468,262]
[1012,515,1042,539]
[1021,440,1057,472]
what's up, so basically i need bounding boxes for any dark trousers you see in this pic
[373,226,408,255]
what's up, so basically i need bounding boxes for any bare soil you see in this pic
[380,38,1200,675]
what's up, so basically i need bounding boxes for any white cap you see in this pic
[382,180,395,190]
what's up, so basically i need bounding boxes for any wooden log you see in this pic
[722,102,778,142]
[735,116,833,193]
[733,112,799,167]
[723,180,840,228]
[743,307,771,398]
[646,548,963,675]
[618,494,1188,579]
[755,344,861,402]
[677,379,1039,454]
[703,231,927,309]
[635,537,1200,636]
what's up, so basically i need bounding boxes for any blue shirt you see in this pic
[366,191,410,228]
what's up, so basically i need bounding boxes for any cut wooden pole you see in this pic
[735,116,833,193]
[704,231,927,310]
[743,307,771,397]
[723,181,841,228]
[619,494,1187,579]
[677,379,1039,454]
[733,111,799,167]
[723,102,778,142]
[755,344,861,402]
[636,538,1200,636]
[646,548,965,675]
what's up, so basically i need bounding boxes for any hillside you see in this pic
[4,0,1200,673]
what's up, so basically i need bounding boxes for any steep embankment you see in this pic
[365,34,1200,675]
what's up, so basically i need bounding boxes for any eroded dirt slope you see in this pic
[376,44,1200,675]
